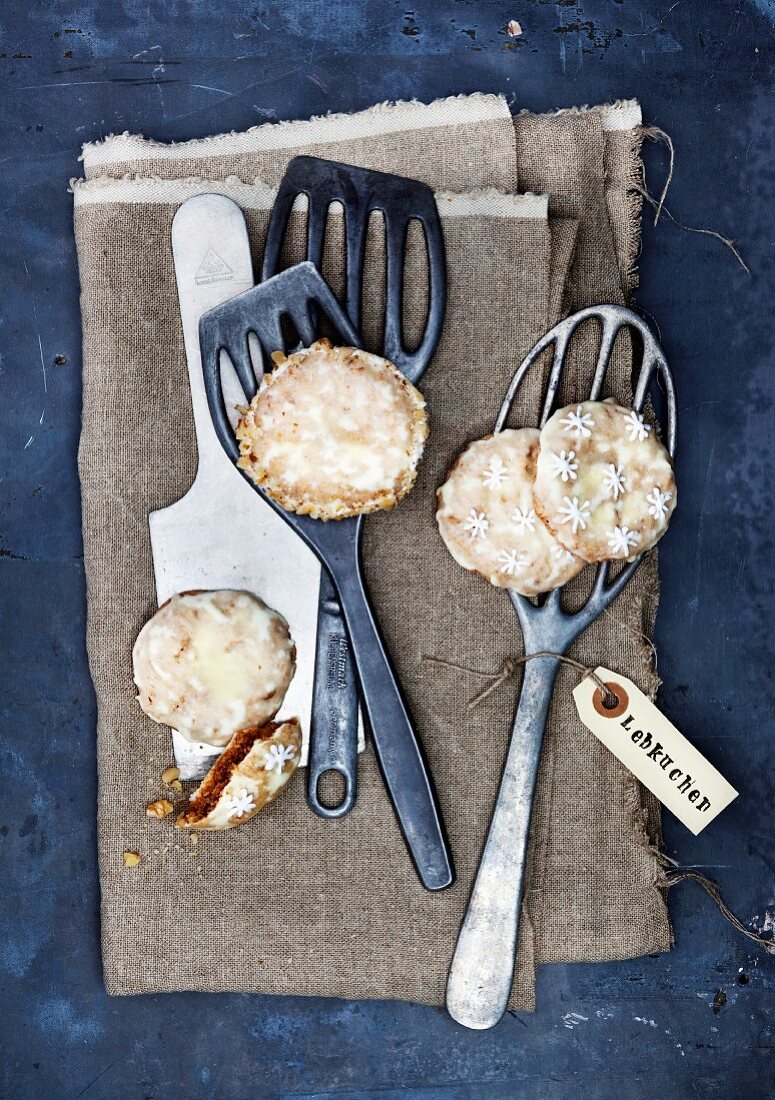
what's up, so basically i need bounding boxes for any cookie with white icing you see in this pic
[533,399,676,563]
[436,429,585,596]
[236,338,428,521]
[177,719,301,831]
[133,590,295,748]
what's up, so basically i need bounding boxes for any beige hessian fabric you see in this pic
[73,94,671,1007]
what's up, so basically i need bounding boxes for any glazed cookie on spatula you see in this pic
[236,338,428,521]
[436,429,585,597]
[533,399,676,563]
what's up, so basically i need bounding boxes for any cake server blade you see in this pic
[149,193,321,779]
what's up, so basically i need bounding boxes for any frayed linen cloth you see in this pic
[73,93,671,1007]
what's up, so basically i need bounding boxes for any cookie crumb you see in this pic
[123,850,141,868]
[146,798,174,819]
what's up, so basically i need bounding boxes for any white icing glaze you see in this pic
[179,720,302,831]
[132,590,295,747]
[534,400,676,562]
[236,340,427,520]
[436,429,585,596]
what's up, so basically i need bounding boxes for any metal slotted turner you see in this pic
[446,305,677,1029]
[199,260,454,892]
[261,155,447,818]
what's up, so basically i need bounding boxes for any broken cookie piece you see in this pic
[177,719,301,831]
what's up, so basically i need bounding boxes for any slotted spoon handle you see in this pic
[446,655,559,1028]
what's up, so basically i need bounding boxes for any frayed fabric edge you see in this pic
[514,98,642,133]
[71,174,549,220]
[80,92,512,170]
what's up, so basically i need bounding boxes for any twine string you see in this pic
[421,652,618,710]
[659,864,775,956]
[639,124,750,274]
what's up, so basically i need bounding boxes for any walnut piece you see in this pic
[146,798,174,819]
[161,765,180,786]
[123,850,141,867]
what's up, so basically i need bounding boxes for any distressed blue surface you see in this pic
[0,2,773,1097]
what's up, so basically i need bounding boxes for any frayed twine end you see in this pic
[640,124,750,275]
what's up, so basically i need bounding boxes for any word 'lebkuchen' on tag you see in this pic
[573,667,738,835]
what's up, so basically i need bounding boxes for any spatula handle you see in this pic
[445,655,559,1028]
[307,568,359,818]
[331,556,453,892]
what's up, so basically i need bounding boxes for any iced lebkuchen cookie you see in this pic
[533,399,677,563]
[436,429,585,596]
[133,590,295,748]
[177,719,302,831]
[236,339,428,521]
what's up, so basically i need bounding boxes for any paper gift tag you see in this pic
[573,666,738,835]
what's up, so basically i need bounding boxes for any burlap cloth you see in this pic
[73,94,671,1007]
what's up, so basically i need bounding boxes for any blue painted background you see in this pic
[0,1,773,1096]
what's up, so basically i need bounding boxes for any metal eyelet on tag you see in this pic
[592,681,629,718]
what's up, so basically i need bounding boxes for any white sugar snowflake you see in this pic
[623,409,651,442]
[511,506,537,534]
[463,509,489,540]
[607,525,640,556]
[265,743,297,773]
[547,449,578,482]
[646,486,672,521]
[551,543,575,563]
[602,463,628,500]
[556,495,591,534]
[225,788,256,819]
[482,456,507,489]
[497,549,528,576]
[560,405,595,439]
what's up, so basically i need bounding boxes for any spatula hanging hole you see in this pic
[401,217,430,355]
[315,768,348,809]
[219,349,251,430]
[359,208,387,354]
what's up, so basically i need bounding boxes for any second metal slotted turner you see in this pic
[446,305,677,1029]
[200,261,454,892]
[261,155,447,819]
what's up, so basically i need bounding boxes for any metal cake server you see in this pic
[445,305,677,1029]
[199,261,454,892]
[149,194,321,779]
[260,155,446,818]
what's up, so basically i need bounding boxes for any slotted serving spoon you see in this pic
[261,154,446,818]
[199,260,453,892]
[445,304,677,1029]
